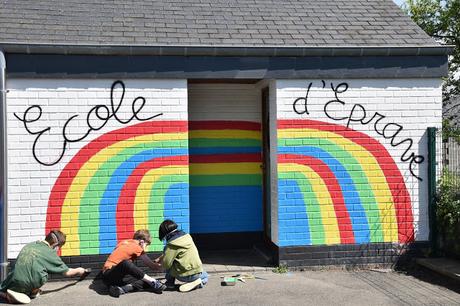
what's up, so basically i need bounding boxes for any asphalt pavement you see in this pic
[4,269,458,306]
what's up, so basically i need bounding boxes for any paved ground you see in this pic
[3,270,459,306]
[417,258,460,282]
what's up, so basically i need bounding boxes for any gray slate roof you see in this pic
[0,0,438,48]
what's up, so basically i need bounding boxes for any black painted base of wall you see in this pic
[8,252,164,281]
[6,232,265,280]
[7,241,430,281]
[278,241,430,268]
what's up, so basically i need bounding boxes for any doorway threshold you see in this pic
[201,248,274,274]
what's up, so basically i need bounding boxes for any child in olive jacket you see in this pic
[155,220,208,292]
[0,230,87,304]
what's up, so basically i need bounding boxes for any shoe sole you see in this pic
[108,286,121,298]
[6,289,31,304]
[179,278,202,293]
[151,284,166,294]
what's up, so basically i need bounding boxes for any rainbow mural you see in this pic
[46,121,189,256]
[46,119,263,256]
[278,119,414,246]
[189,121,263,233]
[45,115,411,255]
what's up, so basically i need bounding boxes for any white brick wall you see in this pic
[276,79,442,243]
[188,83,261,121]
[6,79,188,258]
[4,77,443,256]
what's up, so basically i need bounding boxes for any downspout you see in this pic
[0,51,8,281]
[427,127,438,254]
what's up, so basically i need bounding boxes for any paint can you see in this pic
[221,277,237,286]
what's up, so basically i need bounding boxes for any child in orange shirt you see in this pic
[102,229,165,297]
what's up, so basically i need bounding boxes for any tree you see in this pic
[403,0,459,102]
[442,118,460,141]
[406,2,460,257]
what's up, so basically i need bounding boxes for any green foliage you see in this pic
[403,0,460,101]
[436,169,460,257]
[272,264,289,274]
[403,0,442,36]
[442,119,460,142]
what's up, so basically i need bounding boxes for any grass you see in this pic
[272,264,289,274]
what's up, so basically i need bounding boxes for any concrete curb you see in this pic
[203,264,273,274]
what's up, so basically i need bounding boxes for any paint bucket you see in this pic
[221,277,237,286]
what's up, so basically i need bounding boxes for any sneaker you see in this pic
[5,289,31,304]
[151,281,166,294]
[179,278,202,293]
[108,286,123,298]
[164,282,176,291]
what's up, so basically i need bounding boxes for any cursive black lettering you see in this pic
[63,114,91,143]
[132,96,163,121]
[382,123,404,140]
[110,80,131,124]
[346,103,367,128]
[409,155,425,180]
[87,105,110,131]
[292,80,425,181]
[292,82,312,115]
[14,106,67,166]
[324,100,348,121]
[360,111,385,125]
[324,82,349,122]
[373,114,387,137]
[15,80,163,166]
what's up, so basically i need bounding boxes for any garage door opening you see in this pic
[187,80,270,254]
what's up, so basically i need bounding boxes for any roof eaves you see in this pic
[0,43,454,57]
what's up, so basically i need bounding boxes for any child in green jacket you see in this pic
[0,230,87,304]
[155,220,208,292]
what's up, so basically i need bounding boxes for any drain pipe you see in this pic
[0,50,8,281]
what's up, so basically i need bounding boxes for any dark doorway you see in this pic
[186,82,276,266]
[261,87,271,244]
[188,82,264,250]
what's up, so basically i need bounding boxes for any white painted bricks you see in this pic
[276,79,442,243]
[6,79,188,258]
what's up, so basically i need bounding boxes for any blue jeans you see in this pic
[165,270,208,286]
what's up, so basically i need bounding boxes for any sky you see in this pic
[393,0,405,7]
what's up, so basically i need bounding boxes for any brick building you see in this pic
[0,0,452,274]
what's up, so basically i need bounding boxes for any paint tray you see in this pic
[221,277,237,286]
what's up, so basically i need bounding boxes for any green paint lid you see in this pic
[221,277,237,286]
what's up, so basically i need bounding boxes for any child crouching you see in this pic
[0,230,87,304]
[155,220,208,292]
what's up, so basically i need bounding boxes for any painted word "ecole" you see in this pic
[293,81,424,181]
[15,80,163,166]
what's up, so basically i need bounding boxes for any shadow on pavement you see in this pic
[403,265,460,294]
[88,275,169,296]
[394,256,460,294]
[41,281,79,295]
[89,279,109,296]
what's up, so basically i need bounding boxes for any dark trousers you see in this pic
[102,260,148,291]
